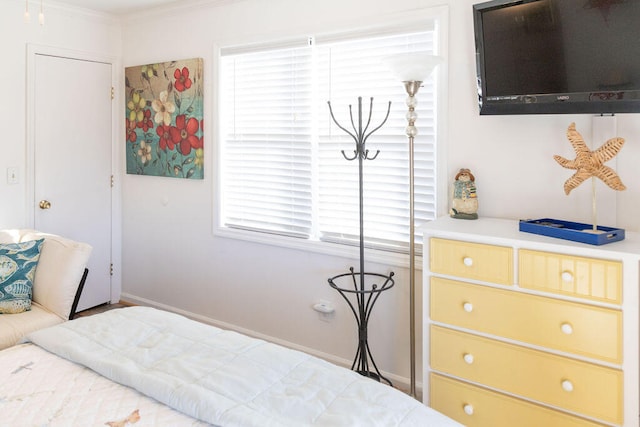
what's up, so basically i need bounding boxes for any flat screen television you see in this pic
[473,0,640,115]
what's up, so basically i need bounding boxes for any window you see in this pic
[219,28,438,255]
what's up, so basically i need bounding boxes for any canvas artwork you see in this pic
[125,58,203,179]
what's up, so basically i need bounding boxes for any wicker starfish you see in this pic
[554,122,626,195]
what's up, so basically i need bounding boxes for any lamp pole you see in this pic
[403,80,421,399]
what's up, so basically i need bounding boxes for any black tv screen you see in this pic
[473,0,640,115]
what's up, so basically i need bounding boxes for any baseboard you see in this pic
[119,292,419,395]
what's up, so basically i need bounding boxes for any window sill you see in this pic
[213,225,422,271]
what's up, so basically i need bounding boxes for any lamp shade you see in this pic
[382,53,443,82]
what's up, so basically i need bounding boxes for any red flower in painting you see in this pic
[193,119,203,149]
[169,114,199,155]
[174,67,192,92]
[137,109,154,132]
[126,118,137,143]
[156,124,175,151]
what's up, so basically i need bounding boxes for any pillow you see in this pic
[19,232,92,320]
[0,239,44,314]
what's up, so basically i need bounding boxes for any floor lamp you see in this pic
[384,53,442,398]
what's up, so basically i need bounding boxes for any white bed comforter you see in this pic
[26,306,461,427]
[0,343,209,426]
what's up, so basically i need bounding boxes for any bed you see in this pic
[1,306,461,426]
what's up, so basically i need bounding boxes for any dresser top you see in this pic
[423,217,640,258]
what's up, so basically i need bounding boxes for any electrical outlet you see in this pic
[6,167,18,185]
[313,300,335,322]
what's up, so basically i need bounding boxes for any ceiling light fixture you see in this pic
[38,0,44,25]
[24,0,45,26]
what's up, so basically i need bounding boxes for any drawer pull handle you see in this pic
[463,257,474,267]
[560,322,573,335]
[463,302,474,313]
[463,404,474,415]
[561,380,574,392]
[561,271,574,282]
[463,353,474,364]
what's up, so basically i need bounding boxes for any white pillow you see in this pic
[0,230,23,244]
[19,231,92,320]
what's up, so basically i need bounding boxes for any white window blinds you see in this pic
[220,46,313,238]
[220,30,437,252]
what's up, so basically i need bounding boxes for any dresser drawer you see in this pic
[430,278,621,363]
[430,238,513,285]
[430,326,623,424]
[430,373,607,427]
[519,249,622,304]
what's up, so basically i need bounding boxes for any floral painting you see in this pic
[125,58,203,179]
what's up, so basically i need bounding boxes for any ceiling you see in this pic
[53,0,185,15]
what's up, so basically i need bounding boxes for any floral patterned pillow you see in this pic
[0,239,44,314]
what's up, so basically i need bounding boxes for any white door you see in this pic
[33,54,112,311]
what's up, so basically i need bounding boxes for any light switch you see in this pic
[6,167,18,184]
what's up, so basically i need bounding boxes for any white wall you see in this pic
[2,0,639,389]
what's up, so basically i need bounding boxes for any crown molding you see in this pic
[42,0,248,24]
[44,1,121,25]
[118,0,249,21]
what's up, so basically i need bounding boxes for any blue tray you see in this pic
[519,218,625,245]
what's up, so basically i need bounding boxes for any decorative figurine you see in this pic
[450,168,478,220]
[554,122,625,195]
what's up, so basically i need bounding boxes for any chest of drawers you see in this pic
[423,217,640,427]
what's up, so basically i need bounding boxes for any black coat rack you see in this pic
[327,97,395,385]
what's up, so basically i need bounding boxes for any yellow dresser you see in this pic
[423,217,640,427]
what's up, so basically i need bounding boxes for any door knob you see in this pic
[39,200,51,210]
